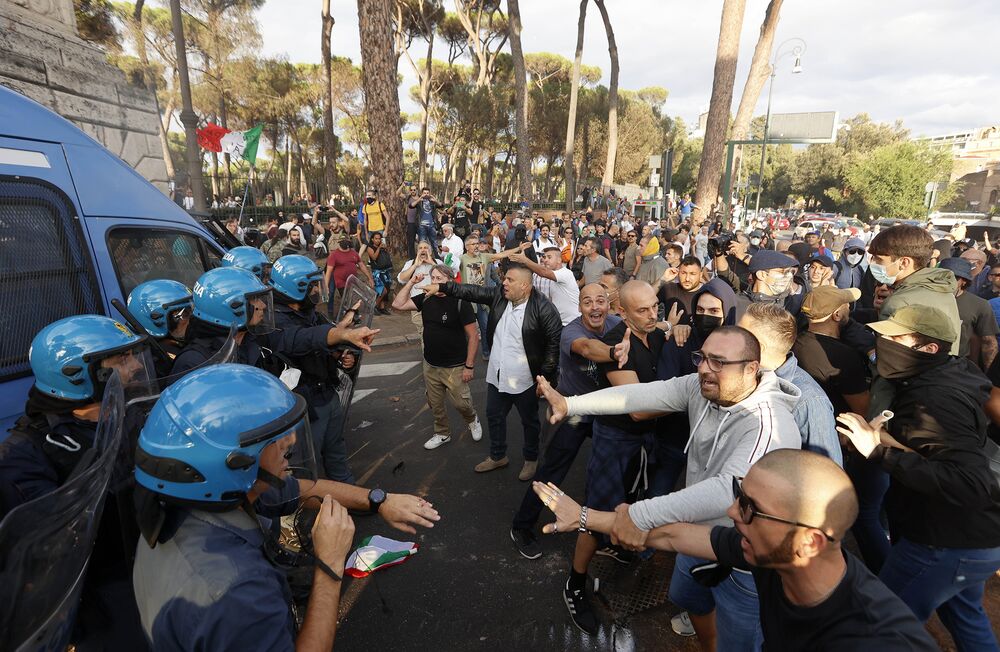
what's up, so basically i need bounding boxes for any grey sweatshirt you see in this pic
[564,371,801,530]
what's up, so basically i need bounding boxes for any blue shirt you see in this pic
[557,315,622,398]
[775,354,842,466]
[133,483,301,651]
[417,198,436,226]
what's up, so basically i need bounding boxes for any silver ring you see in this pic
[553,523,559,532]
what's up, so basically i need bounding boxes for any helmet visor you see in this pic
[88,342,158,403]
[245,288,275,335]
[254,415,317,510]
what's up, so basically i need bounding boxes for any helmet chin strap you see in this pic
[257,467,287,490]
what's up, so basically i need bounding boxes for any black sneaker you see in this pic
[563,578,599,635]
[510,528,542,560]
[595,545,635,565]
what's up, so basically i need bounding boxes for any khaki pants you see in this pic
[410,310,424,340]
[423,361,477,436]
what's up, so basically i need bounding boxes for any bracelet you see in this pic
[464,364,475,370]
[313,556,343,583]
[609,345,616,361]
[578,506,589,533]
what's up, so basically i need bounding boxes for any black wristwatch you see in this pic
[368,487,387,514]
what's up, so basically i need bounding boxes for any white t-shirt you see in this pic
[534,236,557,253]
[441,234,464,257]
[533,267,580,326]
[398,258,445,297]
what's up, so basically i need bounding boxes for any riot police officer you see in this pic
[132,364,440,649]
[222,245,273,282]
[127,279,192,377]
[268,254,371,483]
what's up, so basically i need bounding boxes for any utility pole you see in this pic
[169,0,206,212]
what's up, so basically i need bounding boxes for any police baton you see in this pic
[111,298,170,360]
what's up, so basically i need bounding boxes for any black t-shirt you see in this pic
[792,331,869,415]
[412,294,476,367]
[470,200,484,223]
[710,527,938,652]
[658,282,700,318]
[596,321,666,434]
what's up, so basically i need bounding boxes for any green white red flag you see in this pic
[196,123,264,165]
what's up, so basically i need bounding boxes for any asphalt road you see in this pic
[332,342,998,651]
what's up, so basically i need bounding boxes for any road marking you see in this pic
[351,388,378,404]
[358,361,420,378]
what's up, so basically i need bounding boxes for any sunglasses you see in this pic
[692,351,752,373]
[732,476,835,541]
[844,249,865,256]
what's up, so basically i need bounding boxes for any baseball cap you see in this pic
[806,230,821,237]
[869,305,957,343]
[801,287,861,320]
[808,253,835,268]
[749,250,798,273]
[937,256,973,282]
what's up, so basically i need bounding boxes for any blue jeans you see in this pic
[648,437,686,499]
[475,305,491,357]
[879,538,1000,651]
[669,553,763,651]
[485,383,540,462]
[845,454,891,572]
[417,223,438,257]
[511,419,592,531]
[309,391,354,484]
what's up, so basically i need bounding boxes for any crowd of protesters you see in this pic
[368,185,1000,650]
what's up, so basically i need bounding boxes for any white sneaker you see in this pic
[671,611,695,637]
[469,417,483,442]
[424,434,451,450]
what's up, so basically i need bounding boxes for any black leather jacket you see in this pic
[441,281,563,384]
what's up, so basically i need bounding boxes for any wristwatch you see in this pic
[367,487,387,514]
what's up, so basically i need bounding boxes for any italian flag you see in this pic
[345,535,419,578]
[196,123,264,165]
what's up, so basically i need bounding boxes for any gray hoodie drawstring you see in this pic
[704,410,733,471]
[685,403,712,454]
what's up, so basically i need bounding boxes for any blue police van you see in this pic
[0,86,233,433]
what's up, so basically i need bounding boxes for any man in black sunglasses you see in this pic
[533,449,937,651]
[833,237,867,290]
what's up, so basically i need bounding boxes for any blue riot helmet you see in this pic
[127,279,193,339]
[29,315,157,402]
[191,267,275,334]
[134,364,315,510]
[270,254,323,303]
[222,246,273,283]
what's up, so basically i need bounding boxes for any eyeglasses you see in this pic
[692,351,753,372]
[844,249,865,256]
[732,477,835,542]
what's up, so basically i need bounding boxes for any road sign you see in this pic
[767,111,838,144]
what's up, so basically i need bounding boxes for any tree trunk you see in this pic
[358,0,406,256]
[219,97,233,197]
[484,153,495,198]
[157,99,176,181]
[594,0,619,191]
[507,0,532,201]
[322,0,337,200]
[285,137,293,199]
[418,34,434,187]
[564,0,587,212]
[731,0,783,172]
[168,0,205,210]
[692,0,747,225]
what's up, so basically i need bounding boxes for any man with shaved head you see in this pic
[509,284,621,560]
[555,280,668,635]
[534,449,937,650]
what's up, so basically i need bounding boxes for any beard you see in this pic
[752,529,797,567]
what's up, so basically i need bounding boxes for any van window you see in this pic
[0,177,103,381]
[107,229,221,297]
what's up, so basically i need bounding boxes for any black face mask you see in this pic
[366,197,375,204]
[692,314,724,339]
[875,336,947,380]
[339,240,351,250]
[307,285,322,306]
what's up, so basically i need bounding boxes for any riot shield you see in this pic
[333,274,377,427]
[0,373,126,652]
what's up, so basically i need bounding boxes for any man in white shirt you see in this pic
[182,188,195,211]
[534,223,557,253]
[510,248,580,326]
[440,223,464,273]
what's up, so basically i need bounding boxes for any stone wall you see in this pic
[0,0,169,193]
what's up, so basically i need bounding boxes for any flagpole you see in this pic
[237,161,252,227]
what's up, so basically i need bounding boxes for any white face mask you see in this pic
[869,262,897,286]
[750,238,761,246]
[846,253,863,266]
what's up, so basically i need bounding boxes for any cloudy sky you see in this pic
[256,0,998,138]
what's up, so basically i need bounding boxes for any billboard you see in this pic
[767,111,838,143]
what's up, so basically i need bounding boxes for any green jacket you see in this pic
[879,267,961,355]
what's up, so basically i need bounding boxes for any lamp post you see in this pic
[753,37,807,222]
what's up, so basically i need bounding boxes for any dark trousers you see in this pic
[846,454,891,573]
[512,418,592,531]
[417,223,438,258]
[406,221,418,259]
[486,383,541,462]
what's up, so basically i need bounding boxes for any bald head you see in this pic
[619,280,656,311]
[580,282,610,304]
[749,449,858,540]
[619,280,658,335]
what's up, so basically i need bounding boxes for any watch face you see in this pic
[369,488,387,504]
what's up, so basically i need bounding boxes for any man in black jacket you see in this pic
[423,262,562,479]
[836,305,1000,650]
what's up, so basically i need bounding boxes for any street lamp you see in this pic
[753,37,807,222]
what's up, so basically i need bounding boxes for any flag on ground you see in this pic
[196,123,264,165]
[345,535,418,578]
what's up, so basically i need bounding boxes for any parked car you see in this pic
[794,218,837,238]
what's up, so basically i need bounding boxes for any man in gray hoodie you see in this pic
[537,325,801,651]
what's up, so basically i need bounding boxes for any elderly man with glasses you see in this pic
[533,449,937,651]
[536,325,801,648]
